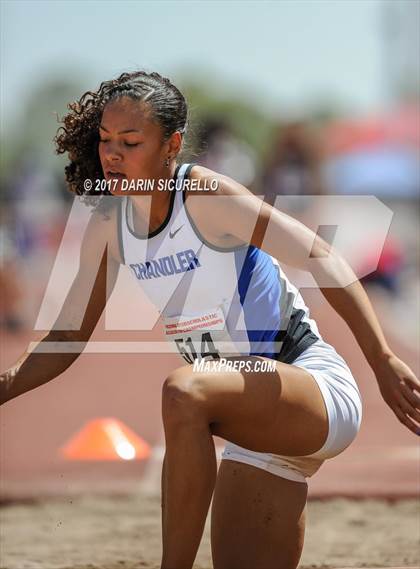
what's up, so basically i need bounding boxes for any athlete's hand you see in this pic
[374,352,420,436]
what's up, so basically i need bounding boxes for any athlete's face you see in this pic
[98,97,173,194]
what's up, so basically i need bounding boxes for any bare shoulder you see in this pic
[189,164,253,199]
[188,164,289,252]
[185,165,259,247]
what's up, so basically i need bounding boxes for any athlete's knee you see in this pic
[162,370,208,424]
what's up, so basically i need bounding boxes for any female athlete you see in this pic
[1,71,419,569]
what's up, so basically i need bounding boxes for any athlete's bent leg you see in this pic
[211,460,307,569]
[161,377,217,569]
[160,356,329,569]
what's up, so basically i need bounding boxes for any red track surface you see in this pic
[0,289,418,499]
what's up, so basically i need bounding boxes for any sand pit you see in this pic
[0,492,418,569]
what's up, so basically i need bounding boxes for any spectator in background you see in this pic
[0,204,23,332]
[359,238,405,296]
[260,121,327,211]
[196,118,257,188]
[0,157,70,331]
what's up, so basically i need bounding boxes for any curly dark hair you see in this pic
[54,70,189,207]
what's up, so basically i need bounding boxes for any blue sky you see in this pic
[1,0,385,130]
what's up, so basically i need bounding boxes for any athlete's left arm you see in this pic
[202,170,420,435]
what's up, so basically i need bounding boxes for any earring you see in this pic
[165,157,170,167]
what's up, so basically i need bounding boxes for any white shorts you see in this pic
[221,339,363,483]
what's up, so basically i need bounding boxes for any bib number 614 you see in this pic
[174,332,220,364]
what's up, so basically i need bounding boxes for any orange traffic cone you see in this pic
[60,417,151,461]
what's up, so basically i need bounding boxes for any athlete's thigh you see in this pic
[211,460,307,569]
[175,355,328,456]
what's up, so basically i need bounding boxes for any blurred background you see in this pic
[1,0,419,338]
[1,1,419,567]
[0,0,419,562]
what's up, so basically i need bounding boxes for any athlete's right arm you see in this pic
[0,210,120,405]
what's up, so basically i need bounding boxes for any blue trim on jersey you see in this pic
[234,245,282,358]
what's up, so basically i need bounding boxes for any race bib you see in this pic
[162,305,239,364]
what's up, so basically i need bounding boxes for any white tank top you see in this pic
[117,163,321,364]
